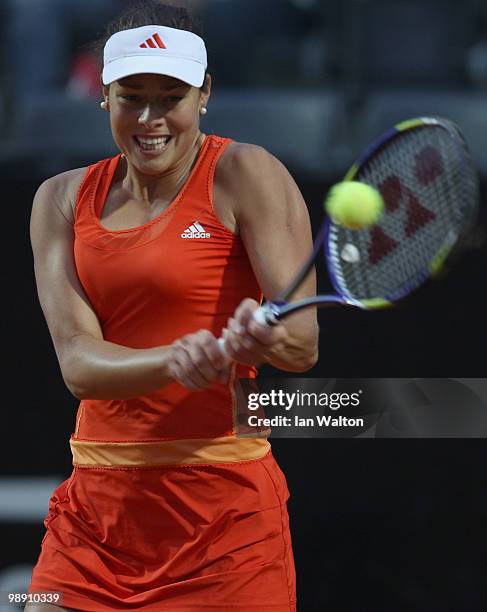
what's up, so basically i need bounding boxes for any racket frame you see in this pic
[257,116,478,325]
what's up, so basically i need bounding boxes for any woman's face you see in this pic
[105,73,209,175]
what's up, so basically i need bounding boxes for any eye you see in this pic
[120,94,140,102]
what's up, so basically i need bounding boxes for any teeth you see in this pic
[136,136,170,150]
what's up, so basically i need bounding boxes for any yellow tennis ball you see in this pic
[325,181,384,230]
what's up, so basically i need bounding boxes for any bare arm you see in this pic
[219,144,319,371]
[30,172,227,399]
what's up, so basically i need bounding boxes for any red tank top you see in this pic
[72,135,262,443]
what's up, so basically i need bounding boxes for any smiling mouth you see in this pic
[134,135,172,151]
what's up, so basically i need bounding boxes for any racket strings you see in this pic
[332,125,477,302]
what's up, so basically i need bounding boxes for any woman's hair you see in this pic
[93,1,208,89]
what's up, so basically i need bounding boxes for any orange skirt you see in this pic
[29,451,296,611]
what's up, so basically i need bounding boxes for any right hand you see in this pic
[169,329,230,391]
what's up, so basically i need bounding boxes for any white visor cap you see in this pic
[102,25,207,87]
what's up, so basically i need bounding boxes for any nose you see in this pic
[138,103,164,127]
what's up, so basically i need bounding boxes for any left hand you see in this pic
[221,298,289,366]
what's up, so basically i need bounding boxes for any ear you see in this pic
[102,84,110,104]
[199,73,212,108]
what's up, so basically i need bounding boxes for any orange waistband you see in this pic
[70,436,270,468]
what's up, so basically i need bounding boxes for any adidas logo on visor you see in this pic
[102,25,207,88]
[140,33,166,49]
[181,221,211,239]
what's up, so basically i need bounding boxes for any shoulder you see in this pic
[216,141,304,221]
[216,141,298,213]
[217,141,286,184]
[33,166,88,224]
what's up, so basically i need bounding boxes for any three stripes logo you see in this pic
[181,221,211,239]
[140,33,166,49]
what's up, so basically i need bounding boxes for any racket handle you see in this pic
[253,305,278,326]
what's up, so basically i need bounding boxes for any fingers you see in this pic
[170,298,288,388]
[220,297,292,366]
[221,325,265,366]
[233,298,278,345]
[233,298,257,330]
[222,315,287,366]
[170,330,230,391]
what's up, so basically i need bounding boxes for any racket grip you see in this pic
[253,306,273,326]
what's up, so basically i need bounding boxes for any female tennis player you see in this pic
[26,2,318,610]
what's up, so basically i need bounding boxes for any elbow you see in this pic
[59,336,101,400]
[70,385,89,400]
[63,374,89,400]
[60,356,91,400]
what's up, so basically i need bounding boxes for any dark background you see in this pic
[1,0,487,610]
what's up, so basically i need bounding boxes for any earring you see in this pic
[100,100,109,110]
[200,107,207,116]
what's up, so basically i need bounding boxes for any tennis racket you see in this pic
[228,115,478,330]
